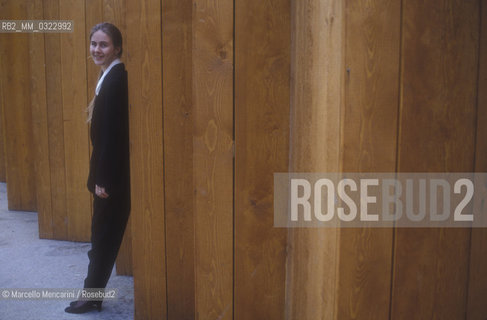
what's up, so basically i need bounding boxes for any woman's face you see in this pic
[90,30,120,70]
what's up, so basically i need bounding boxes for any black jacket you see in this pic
[87,63,130,196]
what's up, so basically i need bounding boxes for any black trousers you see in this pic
[83,192,130,290]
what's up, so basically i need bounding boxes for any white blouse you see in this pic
[95,58,122,96]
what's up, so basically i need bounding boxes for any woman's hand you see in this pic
[95,185,109,198]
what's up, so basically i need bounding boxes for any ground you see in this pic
[0,183,134,320]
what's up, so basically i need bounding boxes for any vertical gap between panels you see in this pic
[464,1,483,317]
[160,0,170,318]
[232,0,236,318]
[389,0,405,318]
[58,0,69,237]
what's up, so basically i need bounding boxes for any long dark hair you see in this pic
[87,22,123,122]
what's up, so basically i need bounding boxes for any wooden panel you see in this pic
[467,1,487,319]
[392,0,479,318]
[162,0,195,318]
[103,0,126,26]
[235,0,290,318]
[60,0,91,242]
[336,0,401,318]
[193,0,234,319]
[0,48,6,183]
[116,217,133,275]
[0,1,10,187]
[0,0,37,212]
[0,3,5,181]
[28,0,53,239]
[125,0,167,318]
[285,0,342,319]
[0,1,5,184]
[43,0,68,239]
[0,72,5,183]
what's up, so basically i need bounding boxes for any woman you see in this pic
[65,22,130,314]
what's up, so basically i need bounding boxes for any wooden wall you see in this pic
[0,0,37,211]
[33,0,92,242]
[0,7,4,182]
[391,1,479,319]
[286,0,485,319]
[162,0,194,317]
[1,0,486,319]
[0,68,6,183]
[234,1,291,319]
[338,0,400,318]
[193,0,234,319]
[126,0,167,317]
[285,1,342,319]
[287,1,485,320]
[0,72,5,182]
[128,0,487,319]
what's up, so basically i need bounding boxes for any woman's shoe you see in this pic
[68,300,102,308]
[69,299,102,306]
[65,300,102,313]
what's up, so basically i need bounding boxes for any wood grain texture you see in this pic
[43,0,68,239]
[285,0,342,319]
[103,0,126,28]
[336,0,401,318]
[115,216,133,275]
[392,0,479,318]
[0,7,6,183]
[0,72,5,183]
[125,0,167,318]
[28,0,53,238]
[162,0,195,318]
[60,0,91,242]
[84,0,102,241]
[0,0,37,212]
[235,0,290,319]
[193,0,234,319]
[0,0,4,182]
[467,1,487,319]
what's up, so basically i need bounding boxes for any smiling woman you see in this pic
[90,31,120,71]
[64,22,130,315]
[86,23,124,124]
